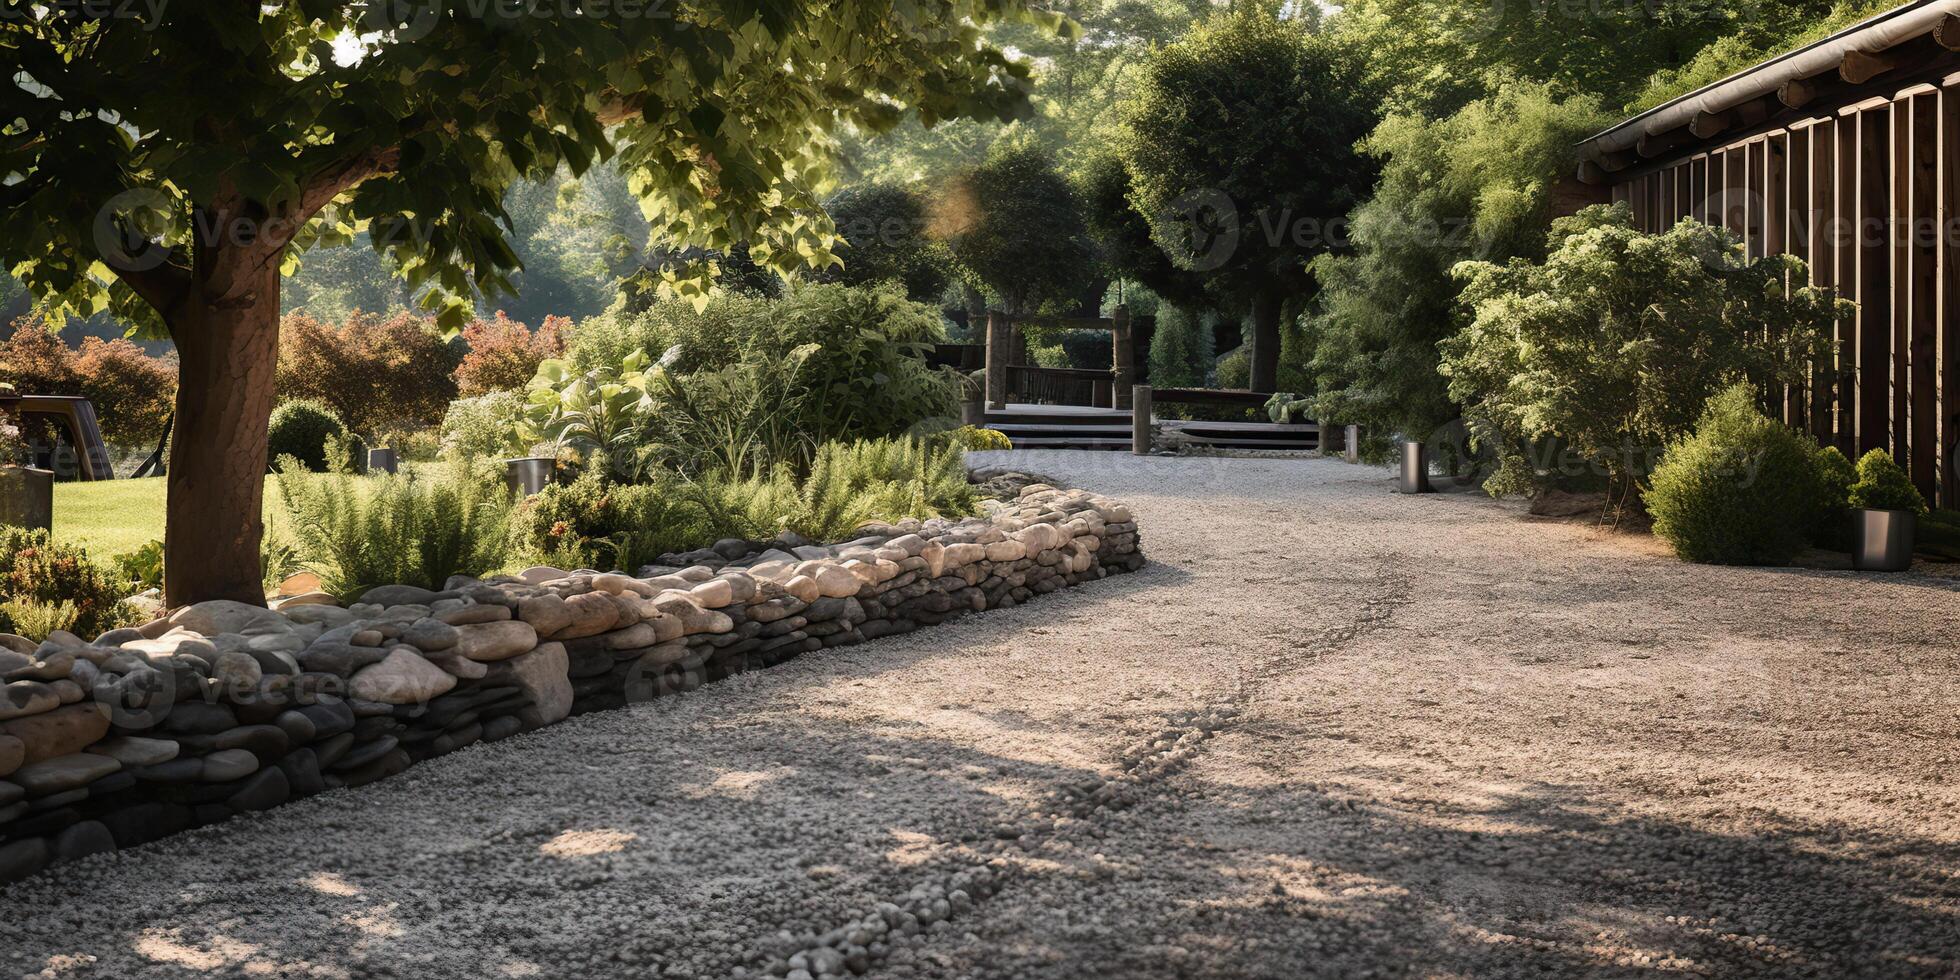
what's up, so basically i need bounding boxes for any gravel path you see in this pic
[5,451,1959,979]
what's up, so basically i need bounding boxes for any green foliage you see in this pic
[943,426,1014,451]
[273,458,511,600]
[1624,1,1897,112]
[5,4,1059,334]
[817,184,953,302]
[0,528,133,639]
[707,437,980,544]
[565,284,957,472]
[1304,81,1610,438]
[1326,0,1854,115]
[1265,393,1312,424]
[1646,386,1826,565]
[1811,445,1856,549]
[522,352,662,483]
[0,598,80,642]
[511,471,728,574]
[1848,449,1928,515]
[267,400,348,474]
[112,539,166,593]
[1119,8,1380,388]
[1147,305,1214,388]
[944,138,1096,314]
[1442,205,1844,497]
[1077,152,1209,310]
[441,391,533,462]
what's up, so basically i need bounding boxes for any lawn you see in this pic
[53,475,303,560]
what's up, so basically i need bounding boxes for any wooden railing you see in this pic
[1007,365,1115,407]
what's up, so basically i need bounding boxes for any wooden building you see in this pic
[1576,0,1960,503]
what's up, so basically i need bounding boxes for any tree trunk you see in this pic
[163,252,282,608]
[1249,289,1282,393]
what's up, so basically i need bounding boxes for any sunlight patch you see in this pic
[540,828,638,858]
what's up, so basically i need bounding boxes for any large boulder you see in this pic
[454,621,539,662]
[166,599,291,637]
[349,649,458,705]
[0,702,110,765]
[485,643,571,729]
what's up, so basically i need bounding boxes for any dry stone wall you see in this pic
[0,484,1142,885]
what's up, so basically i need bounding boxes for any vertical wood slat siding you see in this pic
[1859,108,1892,457]
[1616,86,1957,503]
[1943,82,1960,508]
[1911,93,1940,496]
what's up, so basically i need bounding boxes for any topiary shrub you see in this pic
[1848,449,1927,514]
[943,425,1012,452]
[0,528,134,639]
[1810,445,1856,550]
[1645,385,1824,565]
[268,399,347,473]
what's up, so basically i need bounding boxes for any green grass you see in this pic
[53,475,307,561]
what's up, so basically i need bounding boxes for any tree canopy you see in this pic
[1117,8,1379,392]
[0,1,1060,604]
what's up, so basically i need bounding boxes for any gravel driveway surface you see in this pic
[3,451,1958,979]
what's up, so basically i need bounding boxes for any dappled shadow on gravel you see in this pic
[952,759,1960,979]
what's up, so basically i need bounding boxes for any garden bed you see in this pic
[0,483,1143,885]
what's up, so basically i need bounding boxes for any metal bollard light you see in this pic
[1397,440,1433,494]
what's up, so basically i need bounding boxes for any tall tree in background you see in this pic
[816,184,953,303]
[1305,81,1610,440]
[941,139,1095,315]
[2,2,1055,605]
[1120,9,1379,392]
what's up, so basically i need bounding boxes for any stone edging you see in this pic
[0,484,1143,885]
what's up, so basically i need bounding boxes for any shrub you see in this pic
[706,437,979,543]
[1645,386,1824,565]
[1443,205,1845,499]
[1811,445,1856,549]
[565,283,958,472]
[1848,449,1927,515]
[73,337,176,447]
[440,390,531,461]
[0,527,134,638]
[509,470,727,573]
[1148,305,1214,388]
[0,316,176,447]
[112,539,166,592]
[274,457,510,598]
[277,310,461,436]
[455,312,567,397]
[0,599,79,641]
[943,426,1012,451]
[268,399,348,473]
[815,183,953,303]
[0,416,25,466]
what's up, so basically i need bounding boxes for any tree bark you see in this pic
[162,250,282,608]
[1249,290,1282,394]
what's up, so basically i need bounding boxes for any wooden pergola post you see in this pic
[1111,305,1135,411]
[984,310,1010,410]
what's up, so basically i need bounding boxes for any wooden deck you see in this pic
[983,404,1320,452]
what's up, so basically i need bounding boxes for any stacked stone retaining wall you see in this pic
[0,485,1142,885]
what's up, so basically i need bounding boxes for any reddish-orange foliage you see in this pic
[454,312,568,397]
[276,310,461,436]
[0,314,177,446]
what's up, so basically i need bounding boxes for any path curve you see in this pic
[4,451,1959,979]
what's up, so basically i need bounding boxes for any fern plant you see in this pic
[275,457,510,599]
